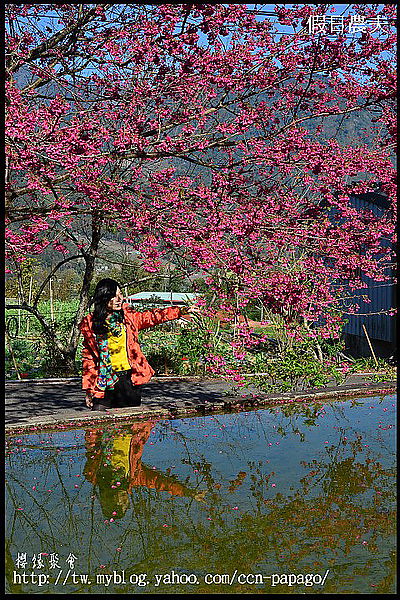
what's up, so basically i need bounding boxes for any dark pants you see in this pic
[100,370,142,408]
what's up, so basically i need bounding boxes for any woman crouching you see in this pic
[79,278,193,412]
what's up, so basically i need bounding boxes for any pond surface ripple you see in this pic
[5,394,396,594]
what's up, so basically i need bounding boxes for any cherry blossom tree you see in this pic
[5,4,396,375]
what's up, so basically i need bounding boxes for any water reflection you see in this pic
[5,395,396,594]
[84,421,206,519]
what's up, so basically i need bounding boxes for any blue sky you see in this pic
[245,4,393,36]
[8,4,394,81]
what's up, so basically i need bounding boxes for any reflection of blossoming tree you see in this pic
[5,406,396,593]
[5,4,396,377]
[180,439,395,594]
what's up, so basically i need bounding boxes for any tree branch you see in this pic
[32,254,84,308]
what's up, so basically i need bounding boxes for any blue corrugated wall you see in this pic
[342,194,395,342]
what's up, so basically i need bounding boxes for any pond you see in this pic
[5,394,396,594]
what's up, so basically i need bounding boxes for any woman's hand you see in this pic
[181,305,201,316]
[85,391,93,409]
[188,305,202,314]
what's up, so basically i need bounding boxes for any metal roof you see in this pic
[126,292,197,304]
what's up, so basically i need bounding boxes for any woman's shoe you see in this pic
[91,404,108,412]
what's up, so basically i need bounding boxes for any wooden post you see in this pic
[362,324,379,369]
[49,277,54,322]
[5,330,21,380]
[27,276,33,335]
[17,290,21,334]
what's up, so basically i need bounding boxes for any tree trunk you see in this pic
[5,211,103,377]
[66,211,103,369]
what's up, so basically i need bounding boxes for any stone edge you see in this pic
[5,382,396,435]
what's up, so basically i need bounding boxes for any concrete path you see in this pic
[5,374,396,434]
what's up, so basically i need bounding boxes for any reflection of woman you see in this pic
[83,421,206,519]
[79,278,194,411]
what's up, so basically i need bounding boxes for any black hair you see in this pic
[91,278,123,335]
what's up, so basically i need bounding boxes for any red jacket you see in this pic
[79,302,181,398]
[84,423,196,497]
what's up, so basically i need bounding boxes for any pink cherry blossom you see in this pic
[4,4,396,379]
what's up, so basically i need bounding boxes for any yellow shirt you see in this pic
[107,324,131,371]
[110,435,131,476]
